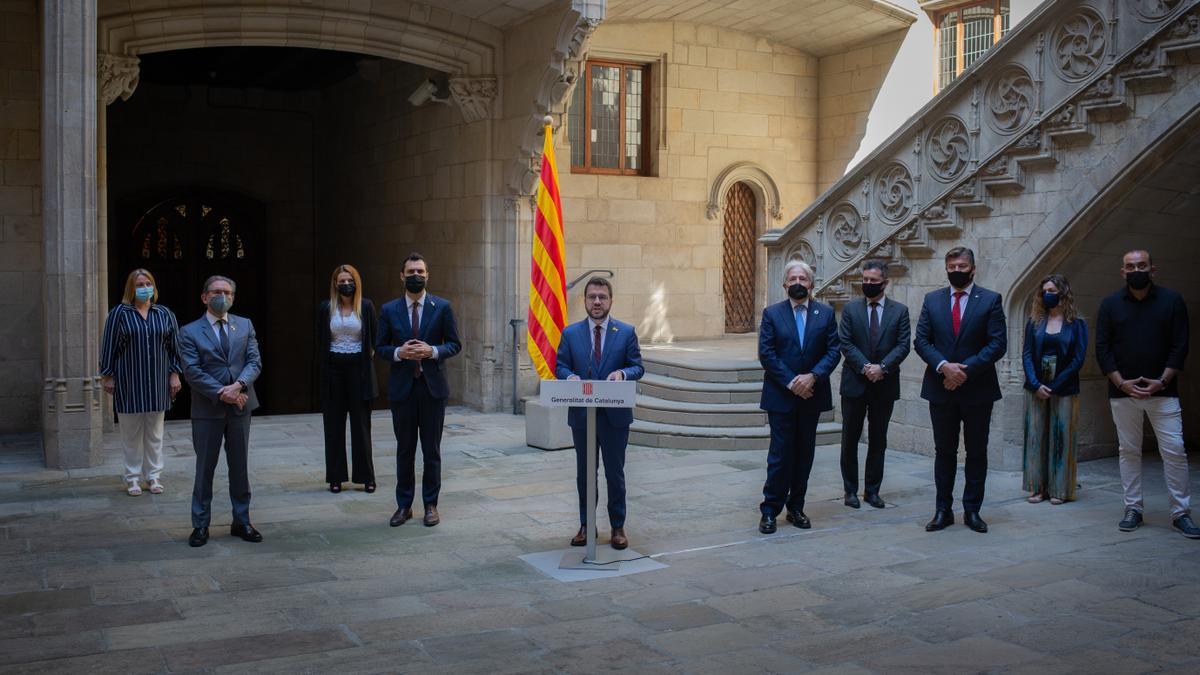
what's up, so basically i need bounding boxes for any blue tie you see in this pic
[794,304,806,350]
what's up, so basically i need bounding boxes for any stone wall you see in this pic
[106,81,318,414]
[558,21,821,338]
[0,0,41,433]
[817,30,906,192]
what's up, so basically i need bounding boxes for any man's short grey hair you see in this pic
[202,275,236,293]
[783,259,814,283]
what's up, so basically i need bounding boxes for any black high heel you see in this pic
[329,482,342,493]
[364,482,376,494]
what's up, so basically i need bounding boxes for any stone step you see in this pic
[637,373,761,405]
[629,419,841,451]
[634,395,766,427]
[642,355,763,383]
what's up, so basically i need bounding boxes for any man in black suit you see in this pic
[914,246,1007,533]
[838,260,911,509]
[377,253,462,528]
[757,259,841,534]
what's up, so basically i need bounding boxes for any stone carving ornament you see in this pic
[986,65,1036,134]
[875,162,914,223]
[827,204,863,262]
[926,116,970,182]
[1054,8,1106,81]
[1134,0,1183,21]
[787,239,816,267]
[98,52,140,105]
[448,77,498,123]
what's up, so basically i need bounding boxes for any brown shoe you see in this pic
[423,505,440,527]
[389,507,413,527]
[570,526,586,547]
[610,527,628,550]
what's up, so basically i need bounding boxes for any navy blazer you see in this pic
[838,297,912,400]
[1022,317,1088,396]
[376,294,461,401]
[759,299,840,414]
[914,285,1007,404]
[178,313,261,419]
[554,317,644,429]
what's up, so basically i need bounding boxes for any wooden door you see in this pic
[722,182,757,333]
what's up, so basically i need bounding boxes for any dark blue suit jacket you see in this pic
[914,285,1007,404]
[554,317,644,428]
[758,299,840,414]
[1022,318,1088,396]
[376,294,461,401]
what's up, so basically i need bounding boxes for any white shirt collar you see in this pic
[867,295,886,308]
[407,291,427,307]
[789,298,810,311]
[206,311,228,326]
[951,283,974,296]
[589,315,610,331]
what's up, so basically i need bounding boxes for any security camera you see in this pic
[408,79,449,107]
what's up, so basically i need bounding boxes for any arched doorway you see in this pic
[722,181,757,333]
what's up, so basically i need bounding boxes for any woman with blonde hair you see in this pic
[1021,273,1088,504]
[317,264,379,493]
[100,268,183,496]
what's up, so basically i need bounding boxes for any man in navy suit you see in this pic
[555,277,644,550]
[377,253,461,528]
[178,275,262,548]
[758,260,840,534]
[914,246,1007,533]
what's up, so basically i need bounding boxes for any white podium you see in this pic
[540,379,637,571]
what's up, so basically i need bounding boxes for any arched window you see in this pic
[935,0,1012,91]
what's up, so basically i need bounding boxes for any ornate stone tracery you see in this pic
[1054,8,1107,81]
[1134,0,1184,21]
[875,162,914,223]
[448,77,498,123]
[926,116,970,182]
[786,239,816,266]
[986,65,1036,134]
[827,204,863,262]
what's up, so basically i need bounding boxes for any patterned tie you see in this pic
[952,291,965,337]
[794,304,806,350]
[410,300,422,378]
[868,302,881,360]
[592,324,603,377]
[217,319,231,358]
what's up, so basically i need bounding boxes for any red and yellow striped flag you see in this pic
[527,119,567,380]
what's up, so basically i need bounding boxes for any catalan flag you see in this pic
[527,118,567,380]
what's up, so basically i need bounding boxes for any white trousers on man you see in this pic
[1110,397,1190,518]
[119,411,166,484]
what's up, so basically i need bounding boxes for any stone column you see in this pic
[41,0,101,468]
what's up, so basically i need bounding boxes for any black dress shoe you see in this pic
[423,506,440,527]
[759,513,777,534]
[188,527,209,547]
[389,507,413,527]
[964,511,988,533]
[864,493,886,509]
[844,493,861,509]
[925,509,954,531]
[364,482,376,494]
[785,510,811,529]
[230,522,263,542]
[570,526,587,546]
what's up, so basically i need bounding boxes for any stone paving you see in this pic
[0,409,1198,673]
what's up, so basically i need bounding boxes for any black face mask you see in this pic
[1041,292,1059,310]
[947,270,973,289]
[862,282,885,299]
[1125,271,1151,290]
[405,275,426,293]
[337,283,356,298]
[787,283,809,301]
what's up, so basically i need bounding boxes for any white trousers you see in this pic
[119,411,166,484]
[1110,397,1190,518]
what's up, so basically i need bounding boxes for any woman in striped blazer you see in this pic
[100,269,183,496]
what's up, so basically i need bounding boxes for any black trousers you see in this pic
[840,390,895,497]
[761,409,819,516]
[322,353,374,484]
[929,399,993,512]
[390,379,446,509]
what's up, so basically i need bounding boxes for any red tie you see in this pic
[592,324,602,376]
[411,300,422,378]
[952,291,965,337]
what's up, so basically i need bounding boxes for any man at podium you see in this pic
[555,277,644,551]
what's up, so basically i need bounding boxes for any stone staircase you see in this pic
[629,340,840,451]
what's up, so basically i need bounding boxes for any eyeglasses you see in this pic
[585,294,610,302]
[207,289,234,296]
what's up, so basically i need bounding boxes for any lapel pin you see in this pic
[813,309,820,316]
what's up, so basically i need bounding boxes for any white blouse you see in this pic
[330,311,363,354]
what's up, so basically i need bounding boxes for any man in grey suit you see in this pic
[838,260,911,509]
[178,275,263,547]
